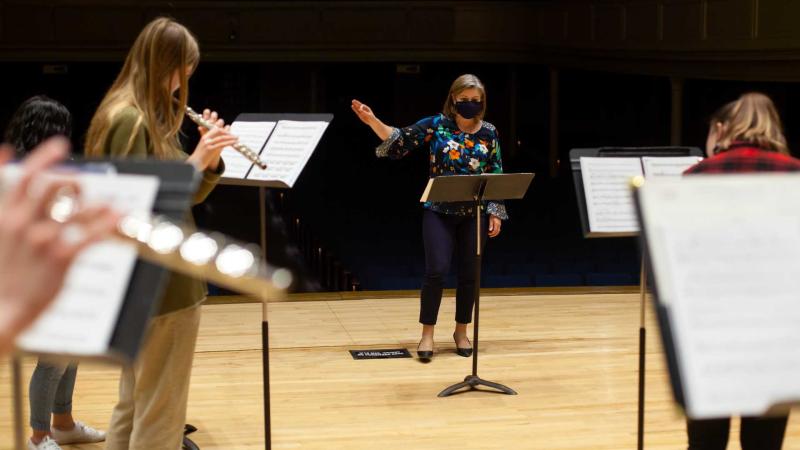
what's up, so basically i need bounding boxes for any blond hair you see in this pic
[711,92,788,154]
[85,17,199,158]
[442,74,487,121]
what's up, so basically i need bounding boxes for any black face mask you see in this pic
[454,100,482,119]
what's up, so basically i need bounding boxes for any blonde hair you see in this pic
[711,92,788,154]
[442,74,487,121]
[86,17,199,159]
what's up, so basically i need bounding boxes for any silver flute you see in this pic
[185,106,268,170]
[116,213,290,300]
[40,191,291,300]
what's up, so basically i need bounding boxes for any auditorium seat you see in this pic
[483,274,534,288]
[371,275,420,291]
[552,260,595,274]
[534,273,583,287]
[584,273,635,286]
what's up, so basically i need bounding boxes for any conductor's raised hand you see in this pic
[351,99,394,141]
[351,99,377,126]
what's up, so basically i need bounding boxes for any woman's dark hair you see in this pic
[4,95,72,156]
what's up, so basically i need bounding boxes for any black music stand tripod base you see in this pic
[437,240,517,398]
[439,375,518,397]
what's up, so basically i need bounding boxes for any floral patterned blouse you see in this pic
[376,114,508,220]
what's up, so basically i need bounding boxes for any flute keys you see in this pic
[148,221,184,254]
[215,244,257,277]
[271,268,293,289]
[180,232,219,265]
[118,214,153,242]
[49,190,79,223]
[185,105,268,170]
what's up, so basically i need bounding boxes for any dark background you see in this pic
[2,1,799,291]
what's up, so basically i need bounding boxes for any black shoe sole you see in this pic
[417,350,433,360]
[455,348,473,357]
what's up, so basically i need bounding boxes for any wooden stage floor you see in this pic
[2,291,799,449]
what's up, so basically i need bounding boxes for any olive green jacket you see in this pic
[103,106,224,315]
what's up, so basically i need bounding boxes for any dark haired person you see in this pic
[683,92,800,450]
[352,74,507,361]
[5,96,108,450]
[4,96,72,157]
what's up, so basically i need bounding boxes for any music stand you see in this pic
[419,173,534,397]
[632,174,800,419]
[569,146,703,450]
[216,112,332,450]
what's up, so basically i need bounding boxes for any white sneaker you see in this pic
[50,421,106,444]
[27,436,61,450]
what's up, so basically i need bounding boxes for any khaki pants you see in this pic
[105,304,202,450]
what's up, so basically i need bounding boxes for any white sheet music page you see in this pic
[642,156,703,177]
[247,120,329,187]
[2,168,160,357]
[639,175,800,418]
[220,121,276,179]
[580,157,643,233]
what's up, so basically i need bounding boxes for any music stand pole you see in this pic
[13,355,24,450]
[259,186,271,450]
[637,256,647,450]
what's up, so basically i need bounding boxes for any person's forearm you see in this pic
[369,119,394,141]
[185,152,206,171]
[206,155,220,172]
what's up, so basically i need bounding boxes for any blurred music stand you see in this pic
[10,160,198,450]
[569,146,703,450]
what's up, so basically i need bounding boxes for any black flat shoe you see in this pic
[453,333,473,357]
[417,341,433,361]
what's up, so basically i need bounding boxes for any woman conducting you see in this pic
[352,74,508,361]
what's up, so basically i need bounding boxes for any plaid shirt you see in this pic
[684,143,800,174]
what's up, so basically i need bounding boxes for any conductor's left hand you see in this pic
[488,215,501,238]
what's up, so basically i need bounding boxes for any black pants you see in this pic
[419,210,487,325]
[687,416,788,450]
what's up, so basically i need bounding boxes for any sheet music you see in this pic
[247,120,329,187]
[642,156,703,177]
[1,167,160,356]
[221,121,276,179]
[638,175,800,418]
[580,157,643,233]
